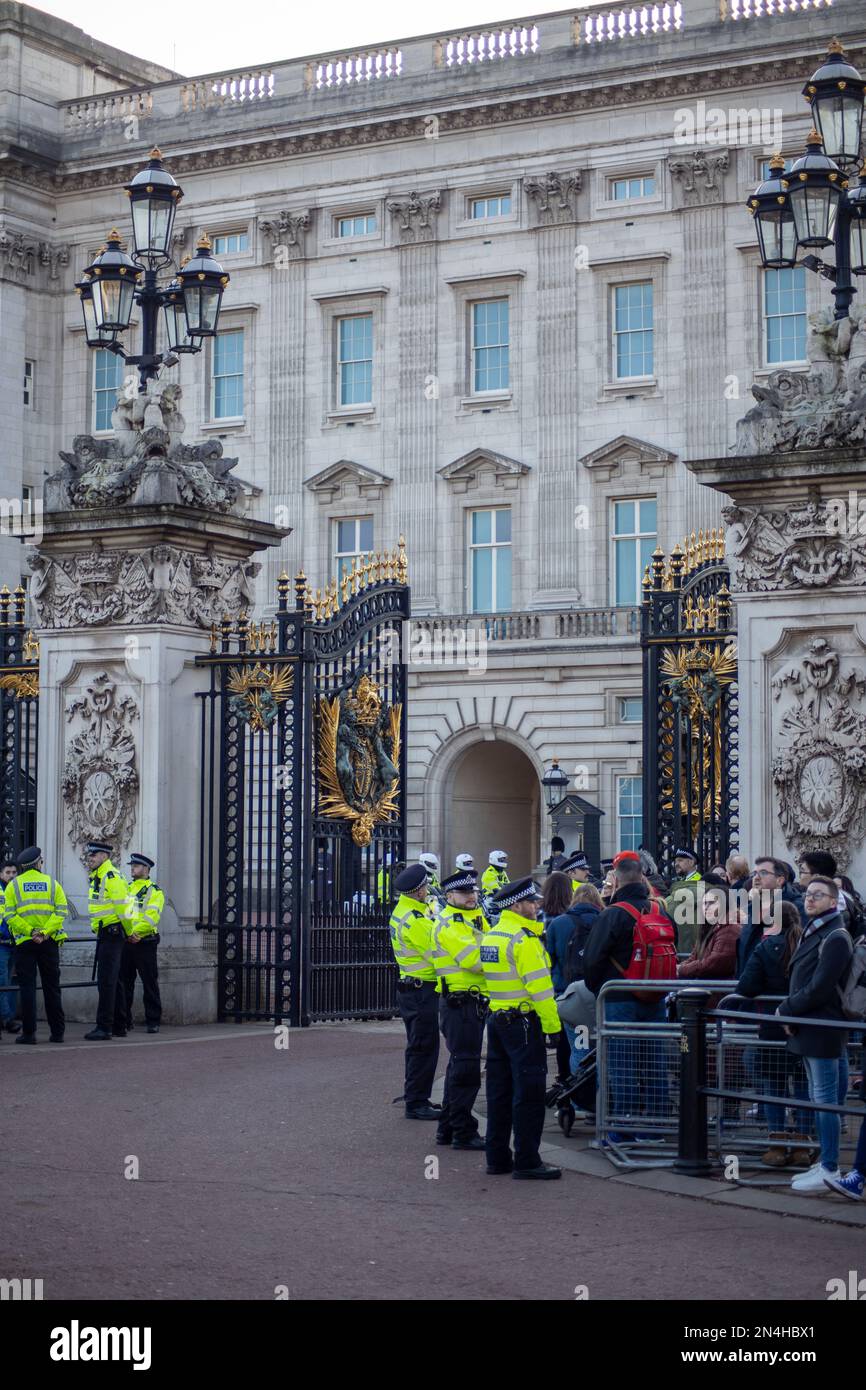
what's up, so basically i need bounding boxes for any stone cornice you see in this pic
[10,46,866,195]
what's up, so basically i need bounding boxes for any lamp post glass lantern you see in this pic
[542,759,569,813]
[75,151,229,393]
[747,41,866,321]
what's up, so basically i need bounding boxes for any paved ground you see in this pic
[2,1020,862,1301]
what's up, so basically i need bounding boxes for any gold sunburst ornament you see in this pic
[317,675,402,846]
[0,672,38,699]
[225,662,294,733]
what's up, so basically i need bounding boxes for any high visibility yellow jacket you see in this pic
[4,870,68,945]
[481,865,508,895]
[480,909,560,1032]
[388,892,439,985]
[124,877,164,938]
[89,859,130,933]
[376,867,393,904]
[431,902,489,993]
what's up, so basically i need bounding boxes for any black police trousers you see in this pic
[119,938,162,1027]
[95,931,127,1034]
[485,1010,548,1172]
[437,994,486,1141]
[395,978,439,1108]
[14,938,64,1039]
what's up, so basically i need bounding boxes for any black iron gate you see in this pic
[0,587,39,858]
[197,546,409,1024]
[641,530,739,880]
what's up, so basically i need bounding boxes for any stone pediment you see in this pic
[438,449,531,494]
[580,435,676,482]
[304,460,393,503]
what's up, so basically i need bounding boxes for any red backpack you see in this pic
[613,901,678,1001]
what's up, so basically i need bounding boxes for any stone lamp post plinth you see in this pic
[29,393,287,1022]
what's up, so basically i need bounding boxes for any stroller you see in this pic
[545,1048,597,1137]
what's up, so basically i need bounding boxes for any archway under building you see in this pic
[444,739,541,879]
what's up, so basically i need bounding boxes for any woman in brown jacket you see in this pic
[677,885,741,983]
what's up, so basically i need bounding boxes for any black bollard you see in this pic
[673,988,712,1176]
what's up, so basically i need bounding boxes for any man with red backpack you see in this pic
[582,851,678,1140]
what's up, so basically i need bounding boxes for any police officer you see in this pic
[455,853,475,873]
[389,862,441,1120]
[561,850,594,895]
[4,846,68,1044]
[480,876,562,1179]
[481,850,509,896]
[430,869,488,1151]
[120,852,164,1035]
[0,858,21,1033]
[84,840,132,1041]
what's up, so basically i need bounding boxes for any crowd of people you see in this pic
[388,839,866,1198]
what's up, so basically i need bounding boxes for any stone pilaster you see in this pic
[526,171,582,605]
[668,150,730,535]
[388,192,441,611]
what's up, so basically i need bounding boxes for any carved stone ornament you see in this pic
[735,305,866,455]
[259,209,311,260]
[0,227,70,283]
[524,171,582,225]
[386,191,441,244]
[722,500,866,593]
[668,150,729,208]
[26,542,261,631]
[772,636,866,870]
[62,673,139,857]
[42,383,242,515]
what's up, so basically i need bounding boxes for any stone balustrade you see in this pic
[574,2,683,44]
[434,24,540,67]
[409,606,640,645]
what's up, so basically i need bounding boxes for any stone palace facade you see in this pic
[0,0,857,871]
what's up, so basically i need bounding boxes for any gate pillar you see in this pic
[29,412,287,1022]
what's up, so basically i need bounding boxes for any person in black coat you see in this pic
[736,856,805,974]
[778,876,853,1193]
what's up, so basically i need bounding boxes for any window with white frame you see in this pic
[610,175,655,201]
[20,485,34,545]
[337,314,373,406]
[212,328,245,419]
[470,194,512,219]
[333,517,374,582]
[336,213,377,238]
[763,267,807,365]
[93,349,125,432]
[616,775,643,851]
[23,360,34,408]
[619,696,643,723]
[468,507,511,613]
[471,299,510,394]
[212,232,248,256]
[612,499,656,605]
[613,282,654,379]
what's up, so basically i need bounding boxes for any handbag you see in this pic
[555,978,597,1032]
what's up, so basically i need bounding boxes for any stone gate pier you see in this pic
[29,392,286,1021]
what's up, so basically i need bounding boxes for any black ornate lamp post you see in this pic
[747,40,866,320]
[542,759,569,814]
[75,148,230,392]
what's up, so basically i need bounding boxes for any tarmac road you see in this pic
[1,1020,859,1301]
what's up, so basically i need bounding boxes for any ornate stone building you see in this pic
[1,0,859,870]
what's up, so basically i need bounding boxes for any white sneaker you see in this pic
[791,1164,841,1194]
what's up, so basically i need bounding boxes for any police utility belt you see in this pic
[442,981,488,1010]
[397,975,434,990]
[97,922,125,939]
[492,1002,538,1023]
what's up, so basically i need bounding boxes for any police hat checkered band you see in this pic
[491,876,542,909]
[128,853,154,869]
[86,841,113,855]
[394,863,428,894]
[441,870,477,892]
[674,846,698,861]
[562,852,589,871]
[16,844,41,868]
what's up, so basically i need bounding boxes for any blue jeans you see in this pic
[563,1021,590,1076]
[803,1055,841,1171]
[755,1049,812,1135]
[606,996,668,1122]
[0,943,17,1023]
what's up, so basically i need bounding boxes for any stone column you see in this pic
[525,171,582,607]
[30,397,287,1021]
[387,191,441,614]
[668,150,731,537]
[260,210,311,595]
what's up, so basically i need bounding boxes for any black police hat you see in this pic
[394,863,428,894]
[674,846,699,864]
[441,870,478,892]
[16,845,41,869]
[127,853,155,870]
[491,876,542,909]
[86,841,113,855]
[562,851,589,872]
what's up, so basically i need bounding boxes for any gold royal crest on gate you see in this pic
[317,675,402,846]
